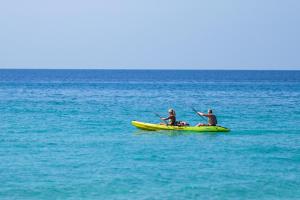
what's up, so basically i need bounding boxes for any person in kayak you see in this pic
[161,108,177,126]
[197,109,218,126]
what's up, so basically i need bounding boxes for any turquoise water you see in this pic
[0,70,300,199]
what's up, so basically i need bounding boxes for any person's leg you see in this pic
[197,123,205,126]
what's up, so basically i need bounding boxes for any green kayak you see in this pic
[132,120,230,132]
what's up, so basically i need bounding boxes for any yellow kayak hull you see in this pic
[131,121,230,132]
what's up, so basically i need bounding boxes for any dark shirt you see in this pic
[208,115,217,126]
[166,115,176,125]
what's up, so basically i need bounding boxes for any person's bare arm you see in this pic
[197,112,209,117]
[162,116,170,120]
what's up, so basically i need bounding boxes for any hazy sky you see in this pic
[0,0,299,69]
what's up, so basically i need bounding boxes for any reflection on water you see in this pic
[133,129,221,137]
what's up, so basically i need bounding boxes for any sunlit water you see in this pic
[0,70,299,199]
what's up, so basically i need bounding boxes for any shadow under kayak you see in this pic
[131,121,230,132]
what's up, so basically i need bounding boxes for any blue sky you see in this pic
[0,0,299,69]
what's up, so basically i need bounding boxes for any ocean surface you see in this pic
[0,70,299,200]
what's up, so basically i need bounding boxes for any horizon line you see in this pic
[0,67,299,71]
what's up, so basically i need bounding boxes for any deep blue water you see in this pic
[0,70,299,199]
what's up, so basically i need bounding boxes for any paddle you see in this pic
[191,107,207,122]
[153,112,168,125]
